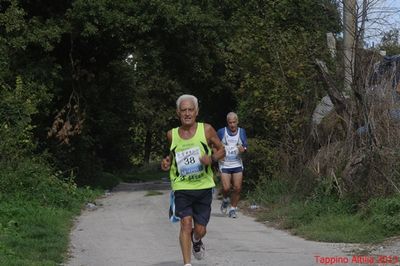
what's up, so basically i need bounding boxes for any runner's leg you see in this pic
[220,172,232,199]
[193,223,206,240]
[180,216,193,264]
[230,172,243,208]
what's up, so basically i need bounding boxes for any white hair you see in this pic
[176,94,199,110]
[226,112,238,121]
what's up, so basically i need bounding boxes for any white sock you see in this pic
[184,264,192,266]
[192,233,200,243]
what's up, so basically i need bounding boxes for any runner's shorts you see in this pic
[173,188,213,226]
[220,166,243,174]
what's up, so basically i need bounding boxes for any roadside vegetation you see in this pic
[1,0,400,264]
[246,177,400,243]
[0,158,100,265]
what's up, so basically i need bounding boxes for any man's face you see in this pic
[227,117,238,132]
[177,99,198,126]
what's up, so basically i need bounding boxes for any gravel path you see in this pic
[65,182,399,266]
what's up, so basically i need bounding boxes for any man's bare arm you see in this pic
[200,123,225,165]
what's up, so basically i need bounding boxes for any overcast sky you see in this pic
[363,0,400,46]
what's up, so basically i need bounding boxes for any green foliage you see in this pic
[367,196,400,236]
[119,161,167,183]
[242,138,279,192]
[0,199,70,265]
[254,187,386,243]
[0,77,37,161]
[95,171,119,190]
[0,157,96,210]
[295,214,383,243]
[249,178,290,204]
[0,187,99,265]
[286,196,356,227]
[378,28,400,56]
[224,0,340,150]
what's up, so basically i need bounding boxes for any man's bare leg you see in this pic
[220,173,232,199]
[230,172,243,208]
[180,216,193,264]
[193,223,206,241]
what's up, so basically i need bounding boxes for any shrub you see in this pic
[242,138,279,192]
[96,171,119,190]
[367,196,400,236]
[0,157,88,209]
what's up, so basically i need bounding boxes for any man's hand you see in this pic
[200,155,213,166]
[238,145,246,153]
[161,156,171,171]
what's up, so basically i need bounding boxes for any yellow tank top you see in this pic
[169,123,215,190]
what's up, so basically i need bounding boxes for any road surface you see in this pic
[66,182,379,266]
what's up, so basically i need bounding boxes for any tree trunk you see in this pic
[343,0,356,95]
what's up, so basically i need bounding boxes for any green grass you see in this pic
[145,190,163,196]
[250,179,400,244]
[0,191,100,265]
[254,199,387,243]
[294,214,384,243]
[0,199,68,265]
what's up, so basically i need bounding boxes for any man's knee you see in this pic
[180,217,193,233]
[194,224,206,238]
[233,185,242,194]
[222,185,231,194]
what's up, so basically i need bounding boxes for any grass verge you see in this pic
[0,189,100,265]
[247,178,400,244]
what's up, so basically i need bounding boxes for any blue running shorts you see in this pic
[173,188,213,226]
[220,166,243,174]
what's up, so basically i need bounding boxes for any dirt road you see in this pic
[66,182,376,266]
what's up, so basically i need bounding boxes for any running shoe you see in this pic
[192,239,205,260]
[220,199,229,214]
[228,209,237,218]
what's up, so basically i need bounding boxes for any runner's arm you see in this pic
[202,123,225,165]
[238,127,248,153]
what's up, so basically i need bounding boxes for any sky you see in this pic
[363,0,400,46]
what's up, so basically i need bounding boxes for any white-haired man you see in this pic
[161,94,225,266]
[217,112,248,218]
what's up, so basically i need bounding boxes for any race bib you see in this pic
[176,147,203,176]
[225,145,239,161]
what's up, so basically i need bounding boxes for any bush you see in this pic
[0,157,91,210]
[242,138,279,192]
[249,178,290,204]
[367,196,400,236]
[96,171,120,190]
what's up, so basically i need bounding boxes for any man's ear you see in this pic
[176,109,180,118]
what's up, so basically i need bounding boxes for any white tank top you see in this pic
[219,127,243,169]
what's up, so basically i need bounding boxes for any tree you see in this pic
[378,28,400,55]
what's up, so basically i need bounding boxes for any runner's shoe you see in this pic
[192,239,205,260]
[220,199,229,214]
[228,209,237,218]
